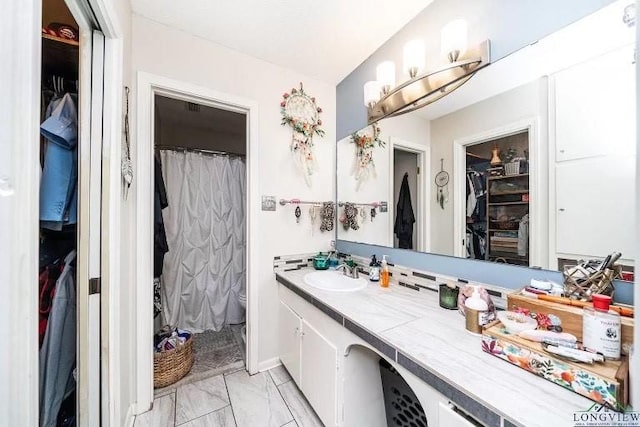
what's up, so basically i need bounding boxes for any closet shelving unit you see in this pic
[42,34,79,76]
[486,173,529,266]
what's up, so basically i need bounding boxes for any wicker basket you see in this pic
[153,335,194,388]
[504,161,520,176]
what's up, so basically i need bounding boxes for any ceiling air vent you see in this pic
[185,102,200,112]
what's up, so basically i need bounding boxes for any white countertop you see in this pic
[276,268,596,427]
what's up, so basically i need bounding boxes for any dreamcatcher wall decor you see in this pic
[435,158,450,209]
[350,123,385,190]
[281,83,325,186]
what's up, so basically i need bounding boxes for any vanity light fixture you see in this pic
[364,19,491,123]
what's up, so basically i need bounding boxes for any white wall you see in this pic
[129,15,336,370]
[108,0,136,425]
[336,114,429,246]
[429,79,549,257]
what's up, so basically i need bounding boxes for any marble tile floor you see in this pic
[135,365,323,427]
[155,324,246,397]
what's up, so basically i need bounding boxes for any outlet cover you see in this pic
[262,196,276,211]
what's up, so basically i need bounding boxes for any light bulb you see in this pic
[403,39,425,78]
[376,61,396,94]
[441,19,468,62]
[363,81,381,108]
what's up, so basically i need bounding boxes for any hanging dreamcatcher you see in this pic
[435,158,450,209]
[280,83,325,186]
[350,123,384,191]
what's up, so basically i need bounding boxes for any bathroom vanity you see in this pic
[276,268,596,427]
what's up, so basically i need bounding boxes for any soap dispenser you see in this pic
[380,255,390,288]
[369,255,380,282]
[464,286,489,335]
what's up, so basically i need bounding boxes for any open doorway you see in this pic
[393,149,419,250]
[462,131,531,266]
[390,138,428,252]
[152,94,248,391]
[134,73,259,412]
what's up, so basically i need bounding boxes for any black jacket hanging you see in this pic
[154,156,169,278]
[394,173,415,249]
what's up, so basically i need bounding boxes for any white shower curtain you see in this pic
[160,150,246,332]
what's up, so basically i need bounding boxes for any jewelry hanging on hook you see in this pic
[309,206,317,234]
[295,206,302,223]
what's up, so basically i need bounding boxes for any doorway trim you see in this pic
[452,117,542,266]
[135,72,259,413]
[388,138,430,252]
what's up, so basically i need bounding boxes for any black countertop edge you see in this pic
[275,272,513,427]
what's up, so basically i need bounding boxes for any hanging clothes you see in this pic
[154,156,169,278]
[40,93,78,231]
[466,169,487,222]
[154,157,169,318]
[160,150,246,332]
[40,250,77,427]
[39,262,64,348]
[518,214,529,256]
[394,173,415,249]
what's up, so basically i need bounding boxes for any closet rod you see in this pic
[338,201,381,208]
[156,145,246,158]
[279,198,333,206]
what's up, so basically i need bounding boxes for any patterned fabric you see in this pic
[320,202,335,232]
[154,277,162,318]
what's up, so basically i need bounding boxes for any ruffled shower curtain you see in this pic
[160,150,246,332]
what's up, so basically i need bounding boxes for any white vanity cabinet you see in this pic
[278,300,338,426]
[278,301,302,385]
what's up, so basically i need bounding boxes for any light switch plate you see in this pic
[262,196,276,211]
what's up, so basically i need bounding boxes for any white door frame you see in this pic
[1,1,42,425]
[135,72,259,413]
[452,117,542,266]
[2,0,123,423]
[65,2,125,425]
[389,138,430,252]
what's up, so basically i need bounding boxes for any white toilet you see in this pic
[238,289,247,344]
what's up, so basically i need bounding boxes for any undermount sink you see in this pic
[304,270,368,292]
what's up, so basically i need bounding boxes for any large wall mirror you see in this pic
[337,1,636,278]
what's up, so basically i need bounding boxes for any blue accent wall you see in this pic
[337,240,634,305]
[336,0,616,139]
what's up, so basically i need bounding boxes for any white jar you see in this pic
[583,294,621,360]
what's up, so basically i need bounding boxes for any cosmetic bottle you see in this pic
[583,294,621,360]
[380,255,390,288]
[369,255,380,282]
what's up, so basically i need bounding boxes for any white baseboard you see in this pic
[257,357,281,372]
[124,403,136,427]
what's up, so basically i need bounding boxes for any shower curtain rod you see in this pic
[156,145,246,158]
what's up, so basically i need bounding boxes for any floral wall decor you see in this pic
[281,82,325,186]
[350,123,385,190]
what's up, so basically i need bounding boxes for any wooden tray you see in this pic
[482,320,628,411]
[507,291,634,351]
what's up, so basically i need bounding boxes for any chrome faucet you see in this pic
[336,263,359,279]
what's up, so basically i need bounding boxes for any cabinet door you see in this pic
[437,402,476,427]
[554,47,634,162]
[301,320,338,427]
[279,301,302,386]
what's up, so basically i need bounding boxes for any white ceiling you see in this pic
[130,0,433,84]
